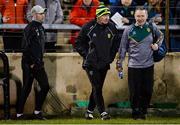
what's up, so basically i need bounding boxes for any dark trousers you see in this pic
[3,32,23,52]
[17,59,50,113]
[128,66,154,114]
[85,67,108,114]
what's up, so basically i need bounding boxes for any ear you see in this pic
[31,13,36,17]
[145,10,148,18]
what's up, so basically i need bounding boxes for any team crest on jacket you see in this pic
[108,34,111,39]
[93,33,96,37]
[131,11,134,16]
[147,28,151,32]
[35,29,40,36]
[89,70,93,76]
[132,31,136,35]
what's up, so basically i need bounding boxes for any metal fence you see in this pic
[0,24,180,52]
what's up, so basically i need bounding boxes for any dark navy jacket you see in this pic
[22,20,46,66]
[75,19,120,69]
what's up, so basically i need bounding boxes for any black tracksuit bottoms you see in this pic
[128,65,154,114]
[17,59,50,113]
[85,67,108,114]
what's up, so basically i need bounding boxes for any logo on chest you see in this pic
[107,33,111,39]
[132,31,136,35]
[92,32,111,39]
[147,28,151,32]
[93,33,96,37]
[35,29,40,36]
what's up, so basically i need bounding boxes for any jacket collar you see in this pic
[134,22,148,28]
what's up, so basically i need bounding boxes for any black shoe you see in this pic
[16,115,25,120]
[139,111,146,120]
[139,108,147,120]
[132,108,146,120]
[132,108,140,120]
[85,111,94,120]
[101,112,110,120]
[139,113,146,120]
[33,112,46,120]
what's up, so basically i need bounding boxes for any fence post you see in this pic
[165,0,170,50]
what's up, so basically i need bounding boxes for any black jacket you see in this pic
[75,19,120,69]
[22,21,46,66]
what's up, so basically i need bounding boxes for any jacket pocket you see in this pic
[84,48,98,68]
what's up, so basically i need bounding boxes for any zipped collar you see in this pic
[31,20,43,26]
[134,22,148,28]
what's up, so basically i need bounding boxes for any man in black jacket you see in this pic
[16,5,49,120]
[75,4,120,120]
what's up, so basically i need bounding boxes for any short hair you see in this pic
[135,6,148,14]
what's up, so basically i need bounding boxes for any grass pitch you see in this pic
[0,116,180,124]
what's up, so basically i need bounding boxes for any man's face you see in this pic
[149,0,159,6]
[35,13,45,23]
[134,10,148,26]
[97,14,110,25]
[121,0,132,6]
[83,0,92,6]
